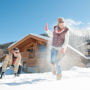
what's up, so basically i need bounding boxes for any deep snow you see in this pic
[0,66,90,90]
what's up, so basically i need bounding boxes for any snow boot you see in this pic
[52,64,56,75]
[56,74,62,80]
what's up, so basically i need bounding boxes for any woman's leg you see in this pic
[55,51,65,80]
[55,62,62,80]
[51,48,58,75]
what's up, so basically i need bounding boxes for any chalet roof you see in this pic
[8,33,49,49]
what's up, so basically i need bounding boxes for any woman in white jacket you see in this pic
[45,18,69,80]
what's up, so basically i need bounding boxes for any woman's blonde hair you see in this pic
[57,17,64,24]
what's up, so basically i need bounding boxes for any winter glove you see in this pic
[0,72,5,79]
[45,23,48,31]
[61,48,65,54]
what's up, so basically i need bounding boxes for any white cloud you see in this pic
[87,22,90,25]
[64,19,82,26]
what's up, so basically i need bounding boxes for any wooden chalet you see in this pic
[8,34,50,73]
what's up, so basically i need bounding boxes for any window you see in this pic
[27,48,35,58]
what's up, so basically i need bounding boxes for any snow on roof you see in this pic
[8,33,49,48]
[30,33,49,40]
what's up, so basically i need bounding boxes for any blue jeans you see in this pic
[51,48,64,74]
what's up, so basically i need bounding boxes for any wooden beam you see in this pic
[8,34,48,52]
[30,34,47,42]
[8,34,31,51]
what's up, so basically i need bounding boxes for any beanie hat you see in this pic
[57,18,64,24]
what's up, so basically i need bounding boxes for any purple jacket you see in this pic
[52,26,69,47]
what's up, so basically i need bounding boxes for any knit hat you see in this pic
[57,18,64,24]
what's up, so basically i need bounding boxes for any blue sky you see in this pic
[0,0,90,44]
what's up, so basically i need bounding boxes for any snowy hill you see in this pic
[0,66,90,90]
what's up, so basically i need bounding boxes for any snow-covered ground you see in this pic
[0,66,90,90]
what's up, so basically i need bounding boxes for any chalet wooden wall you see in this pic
[21,44,50,73]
